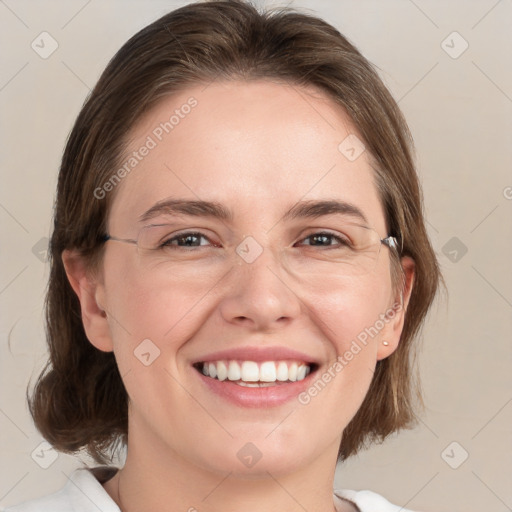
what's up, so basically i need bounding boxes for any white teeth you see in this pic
[199,360,312,384]
[288,362,298,382]
[241,361,259,382]
[217,361,228,381]
[228,361,241,381]
[297,364,307,381]
[260,361,277,382]
[276,361,288,381]
[237,381,275,387]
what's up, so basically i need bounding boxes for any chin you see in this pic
[186,427,320,479]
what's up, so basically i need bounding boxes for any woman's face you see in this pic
[88,80,411,477]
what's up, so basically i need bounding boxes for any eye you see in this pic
[296,231,351,248]
[162,231,217,248]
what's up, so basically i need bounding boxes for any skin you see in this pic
[63,80,414,512]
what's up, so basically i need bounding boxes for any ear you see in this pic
[377,256,415,360]
[62,249,114,352]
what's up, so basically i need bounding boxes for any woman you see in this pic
[5,1,440,511]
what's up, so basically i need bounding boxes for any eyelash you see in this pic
[161,232,219,249]
[161,231,350,249]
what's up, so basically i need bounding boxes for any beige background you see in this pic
[1,1,511,511]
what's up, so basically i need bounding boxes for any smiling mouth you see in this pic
[193,360,317,387]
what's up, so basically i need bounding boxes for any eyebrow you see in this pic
[139,199,233,223]
[139,198,368,225]
[282,199,368,225]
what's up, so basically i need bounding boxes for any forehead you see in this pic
[108,80,386,233]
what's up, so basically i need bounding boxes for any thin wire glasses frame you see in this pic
[102,222,401,276]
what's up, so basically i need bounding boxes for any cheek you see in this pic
[304,270,394,353]
[101,253,218,366]
[293,277,394,430]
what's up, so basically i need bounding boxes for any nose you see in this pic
[218,247,302,332]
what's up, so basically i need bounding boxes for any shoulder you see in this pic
[335,489,419,512]
[2,468,120,512]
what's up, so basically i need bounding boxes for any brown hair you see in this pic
[29,0,441,464]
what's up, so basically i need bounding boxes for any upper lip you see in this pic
[191,346,320,365]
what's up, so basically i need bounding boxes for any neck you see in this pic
[104,418,346,512]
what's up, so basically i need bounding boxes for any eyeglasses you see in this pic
[103,222,400,277]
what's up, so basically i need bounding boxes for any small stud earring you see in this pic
[382,340,389,346]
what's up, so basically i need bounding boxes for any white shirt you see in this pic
[2,468,416,512]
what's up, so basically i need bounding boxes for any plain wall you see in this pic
[1,1,511,511]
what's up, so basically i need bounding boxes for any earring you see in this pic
[382,340,389,346]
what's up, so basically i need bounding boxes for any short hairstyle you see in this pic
[29,0,441,464]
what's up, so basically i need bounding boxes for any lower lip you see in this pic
[195,368,316,408]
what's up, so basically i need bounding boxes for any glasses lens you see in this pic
[285,223,383,277]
